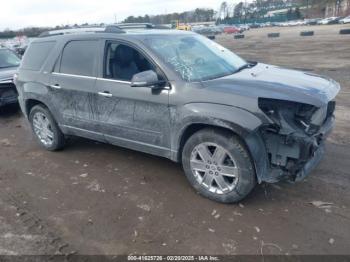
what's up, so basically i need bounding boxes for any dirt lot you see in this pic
[0,24,350,256]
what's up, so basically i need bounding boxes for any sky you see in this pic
[0,0,239,30]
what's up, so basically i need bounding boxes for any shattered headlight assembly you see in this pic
[258,98,324,135]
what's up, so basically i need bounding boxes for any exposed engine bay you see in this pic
[258,98,336,182]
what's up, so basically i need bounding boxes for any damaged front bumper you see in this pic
[294,115,334,181]
[259,115,334,183]
[246,101,335,184]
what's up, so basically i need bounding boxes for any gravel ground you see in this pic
[0,24,350,256]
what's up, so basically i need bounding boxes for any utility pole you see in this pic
[336,0,341,16]
[244,0,247,24]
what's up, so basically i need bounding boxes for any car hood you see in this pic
[0,67,17,82]
[202,63,340,107]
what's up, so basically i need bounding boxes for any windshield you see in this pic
[144,34,246,82]
[0,49,21,68]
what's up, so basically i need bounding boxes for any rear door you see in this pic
[50,39,103,139]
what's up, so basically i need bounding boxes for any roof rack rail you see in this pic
[113,23,169,30]
[39,26,126,38]
[38,23,168,38]
[115,23,155,29]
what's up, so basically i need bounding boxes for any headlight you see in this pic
[258,98,322,135]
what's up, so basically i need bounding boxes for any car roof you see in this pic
[32,29,195,43]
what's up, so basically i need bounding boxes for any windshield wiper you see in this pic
[235,61,257,73]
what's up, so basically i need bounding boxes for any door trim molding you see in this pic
[52,72,97,80]
[96,77,131,84]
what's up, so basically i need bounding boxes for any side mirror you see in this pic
[131,70,166,89]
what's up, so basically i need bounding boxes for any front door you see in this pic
[95,40,171,157]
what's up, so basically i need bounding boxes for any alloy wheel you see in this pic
[190,142,239,194]
[32,112,54,147]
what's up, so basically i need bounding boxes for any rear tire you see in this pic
[182,128,256,203]
[29,105,65,151]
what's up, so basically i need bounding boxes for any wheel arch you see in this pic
[173,103,270,184]
[176,122,269,184]
[23,95,62,126]
[25,99,47,117]
[176,122,246,161]
[173,103,263,161]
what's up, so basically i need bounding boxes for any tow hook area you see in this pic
[261,129,325,183]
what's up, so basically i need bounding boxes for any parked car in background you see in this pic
[340,16,350,24]
[0,48,20,107]
[236,24,250,32]
[192,25,222,37]
[192,26,218,40]
[223,26,241,34]
[318,18,330,25]
[14,45,27,57]
[283,20,305,26]
[305,18,321,25]
[247,23,257,28]
[328,17,342,24]
[318,17,341,25]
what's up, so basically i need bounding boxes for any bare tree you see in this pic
[219,1,229,19]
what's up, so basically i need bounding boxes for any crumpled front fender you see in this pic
[171,103,265,163]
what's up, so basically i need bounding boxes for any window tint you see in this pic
[104,42,156,81]
[60,40,98,76]
[21,41,56,71]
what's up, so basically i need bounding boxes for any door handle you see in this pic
[50,84,61,89]
[98,91,112,98]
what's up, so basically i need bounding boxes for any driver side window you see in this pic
[104,42,159,82]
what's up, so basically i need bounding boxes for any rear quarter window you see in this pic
[21,41,56,71]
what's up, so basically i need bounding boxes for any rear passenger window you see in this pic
[60,40,98,77]
[21,41,56,71]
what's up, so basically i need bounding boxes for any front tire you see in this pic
[29,105,65,151]
[182,128,256,203]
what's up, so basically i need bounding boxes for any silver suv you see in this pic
[0,47,21,107]
[15,26,340,203]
